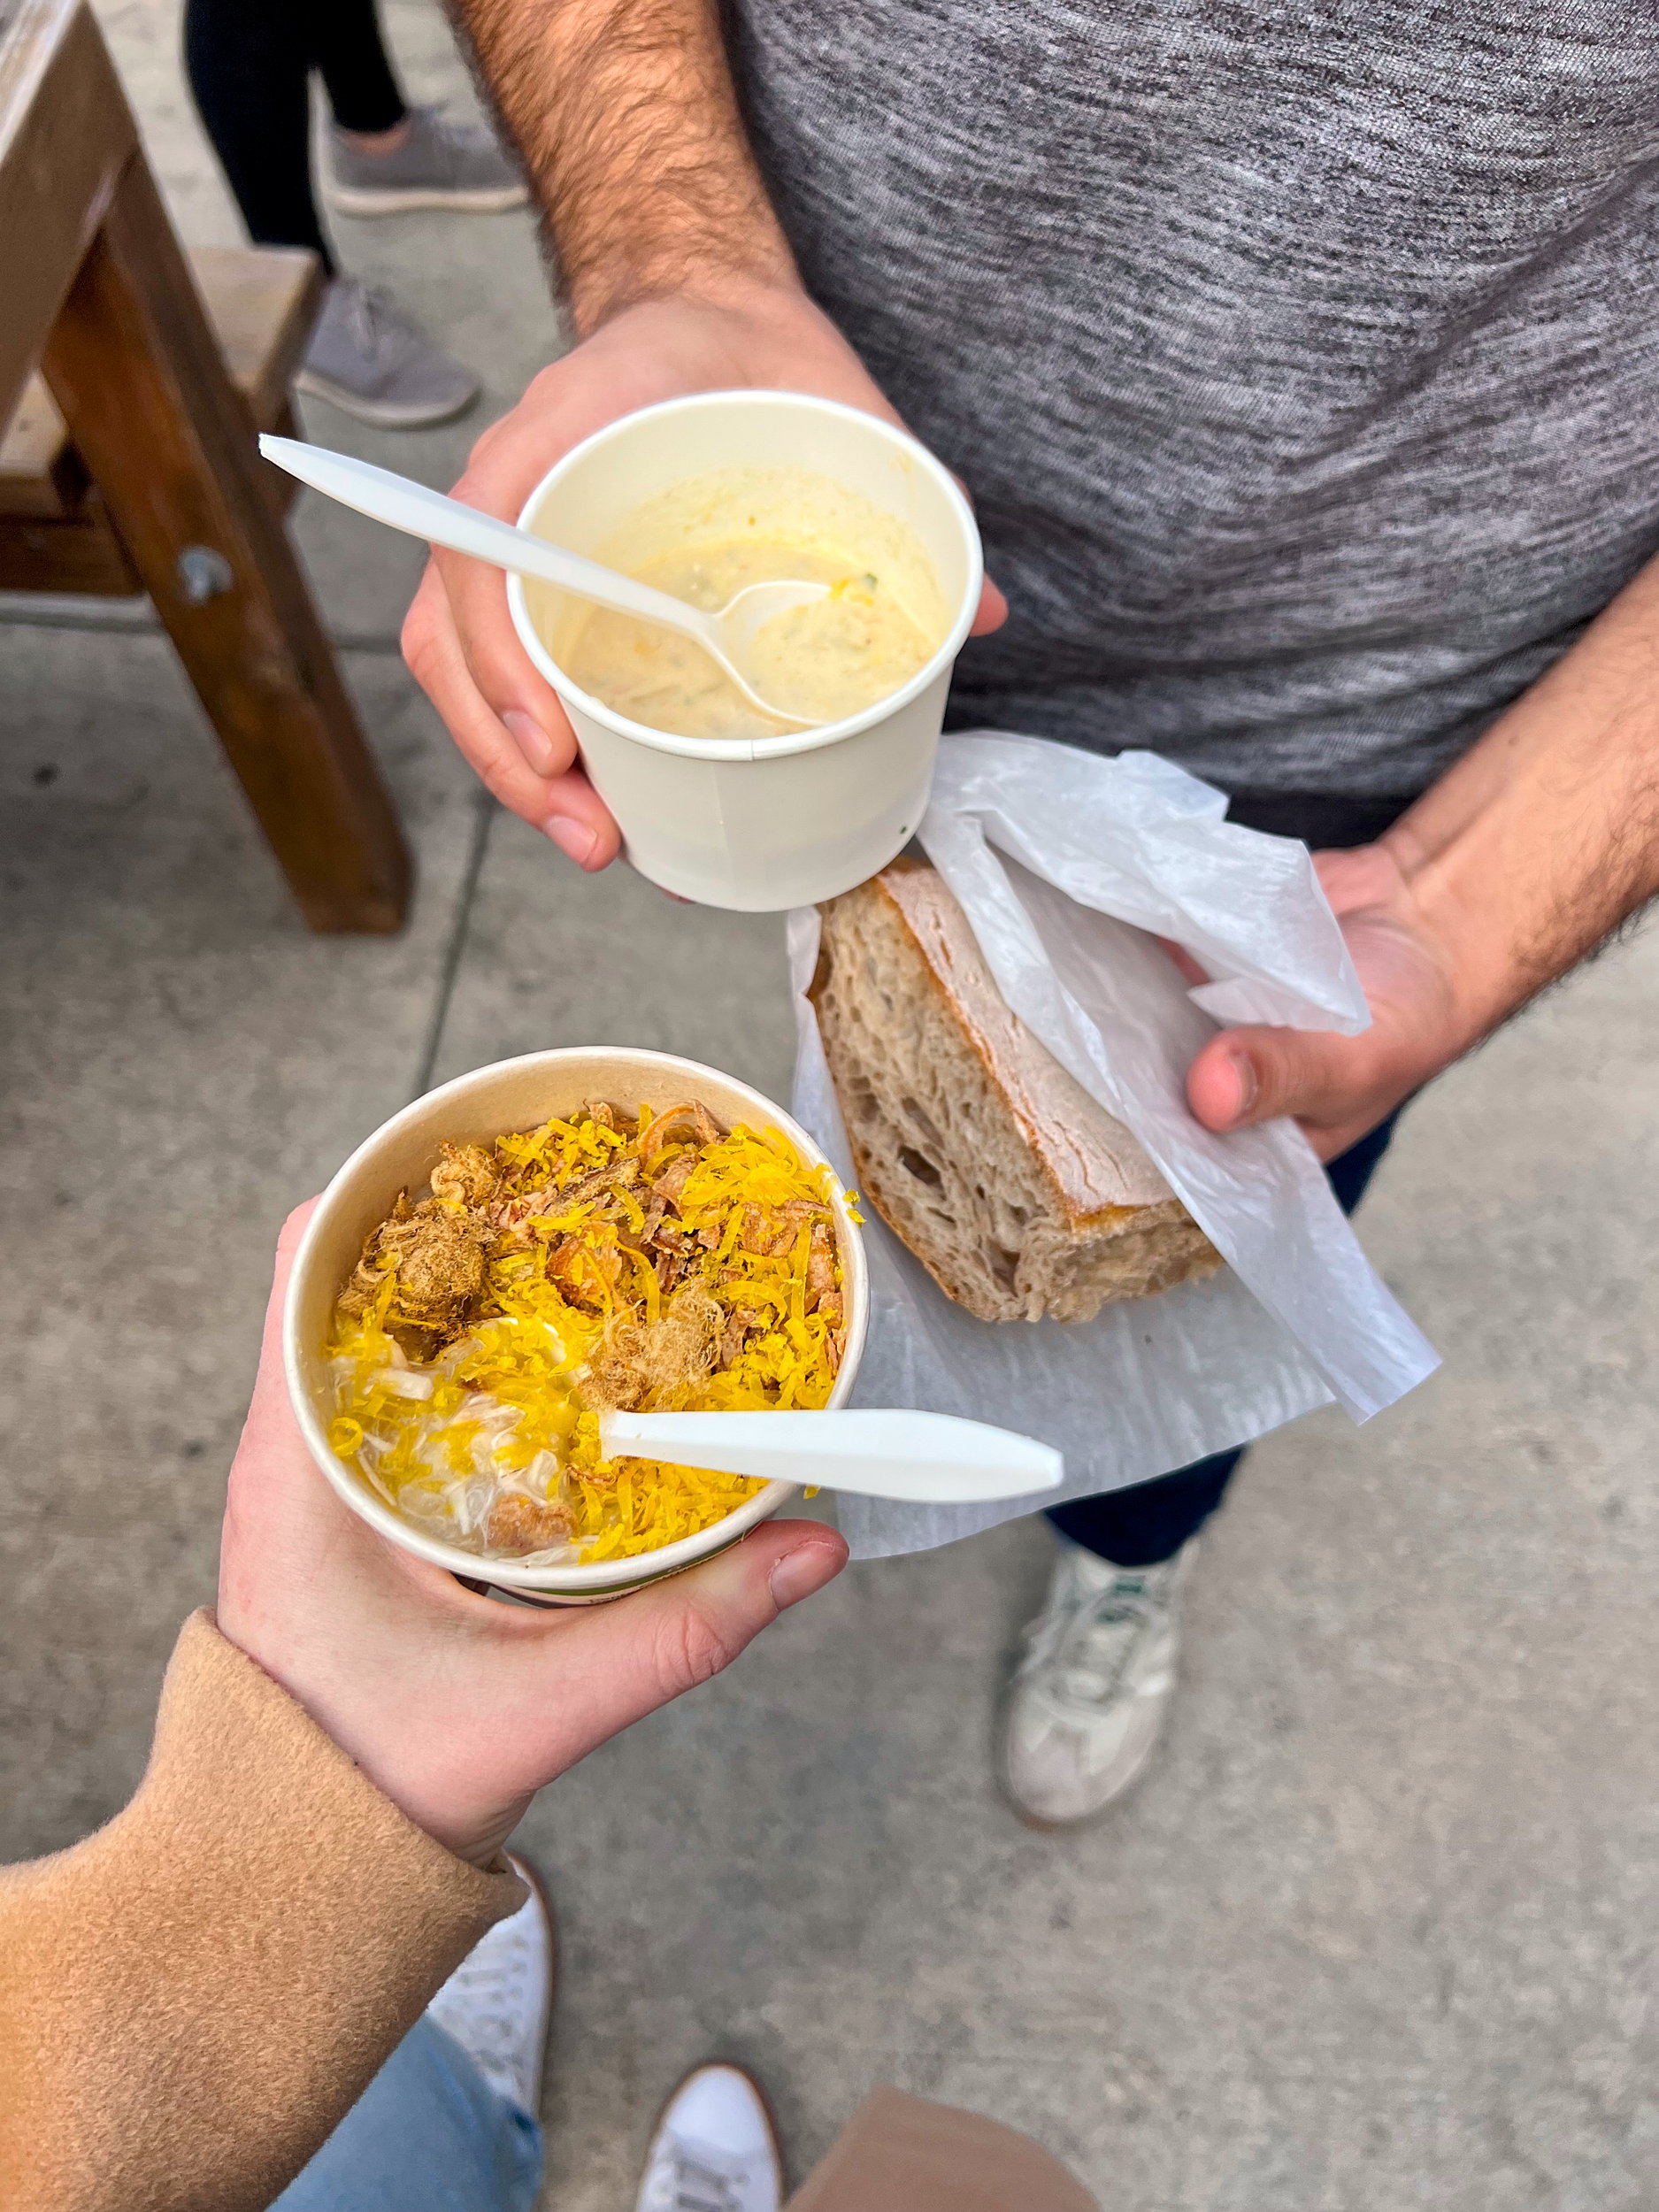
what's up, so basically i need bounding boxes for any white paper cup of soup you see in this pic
[505,390,983,911]
[285,1048,868,1606]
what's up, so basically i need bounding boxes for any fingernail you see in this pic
[1228,1050,1259,1120]
[769,1541,831,1611]
[503,709,557,775]
[543,814,599,867]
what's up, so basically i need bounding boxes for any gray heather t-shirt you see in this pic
[731,1,1659,810]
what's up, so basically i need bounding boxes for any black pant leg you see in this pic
[1048,1448,1244,1568]
[302,0,407,135]
[184,0,333,266]
[1048,1110,1403,1565]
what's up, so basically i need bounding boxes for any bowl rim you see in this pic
[283,1047,869,1592]
[505,388,984,764]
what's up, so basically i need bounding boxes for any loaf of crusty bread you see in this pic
[810,863,1221,1324]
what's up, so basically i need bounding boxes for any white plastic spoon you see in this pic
[258,434,828,726]
[596,1409,1063,1504]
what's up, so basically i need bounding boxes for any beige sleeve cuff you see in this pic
[0,1609,525,2212]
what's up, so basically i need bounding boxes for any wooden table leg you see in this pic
[40,153,411,933]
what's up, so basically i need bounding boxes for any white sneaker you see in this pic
[636,2062,784,2212]
[424,1854,554,2115]
[999,1536,1197,1827]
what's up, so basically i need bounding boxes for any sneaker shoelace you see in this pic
[337,280,413,365]
[654,2141,751,2212]
[1020,1558,1175,1717]
[427,1931,539,2085]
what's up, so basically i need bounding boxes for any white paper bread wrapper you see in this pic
[789,733,1440,1563]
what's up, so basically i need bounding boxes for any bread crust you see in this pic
[811,864,1221,1324]
[876,861,1174,1220]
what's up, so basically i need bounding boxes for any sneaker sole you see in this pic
[324,182,528,217]
[294,367,480,429]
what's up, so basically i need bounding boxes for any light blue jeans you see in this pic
[273,2015,543,2212]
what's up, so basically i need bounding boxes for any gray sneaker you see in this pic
[296,277,480,428]
[325,103,527,217]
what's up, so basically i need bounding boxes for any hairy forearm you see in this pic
[449,0,797,330]
[1382,556,1659,1049]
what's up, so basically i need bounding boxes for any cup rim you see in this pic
[505,388,984,764]
[283,1048,868,1593]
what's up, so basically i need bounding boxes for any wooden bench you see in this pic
[0,245,320,593]
[0,0,410,932]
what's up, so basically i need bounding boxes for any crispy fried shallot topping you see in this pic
[328,1097,856,1565]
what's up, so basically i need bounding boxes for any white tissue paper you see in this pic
[789,733,1439,1563]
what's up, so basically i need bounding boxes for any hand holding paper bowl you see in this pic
[222,1202,851,1870]
[283,1048,1057,1609]
[366,388,986,910]
[397,297,1006,881]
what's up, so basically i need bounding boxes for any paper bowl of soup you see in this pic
[285,1048,869,1605]
[507,390,983,911]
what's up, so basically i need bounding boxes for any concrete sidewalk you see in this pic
[3,6,1657,2205]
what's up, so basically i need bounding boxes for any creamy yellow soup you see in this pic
[534,466,949,742]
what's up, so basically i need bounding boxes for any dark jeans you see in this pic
[184,0,408,273]
[1048,1110,1400,1565]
